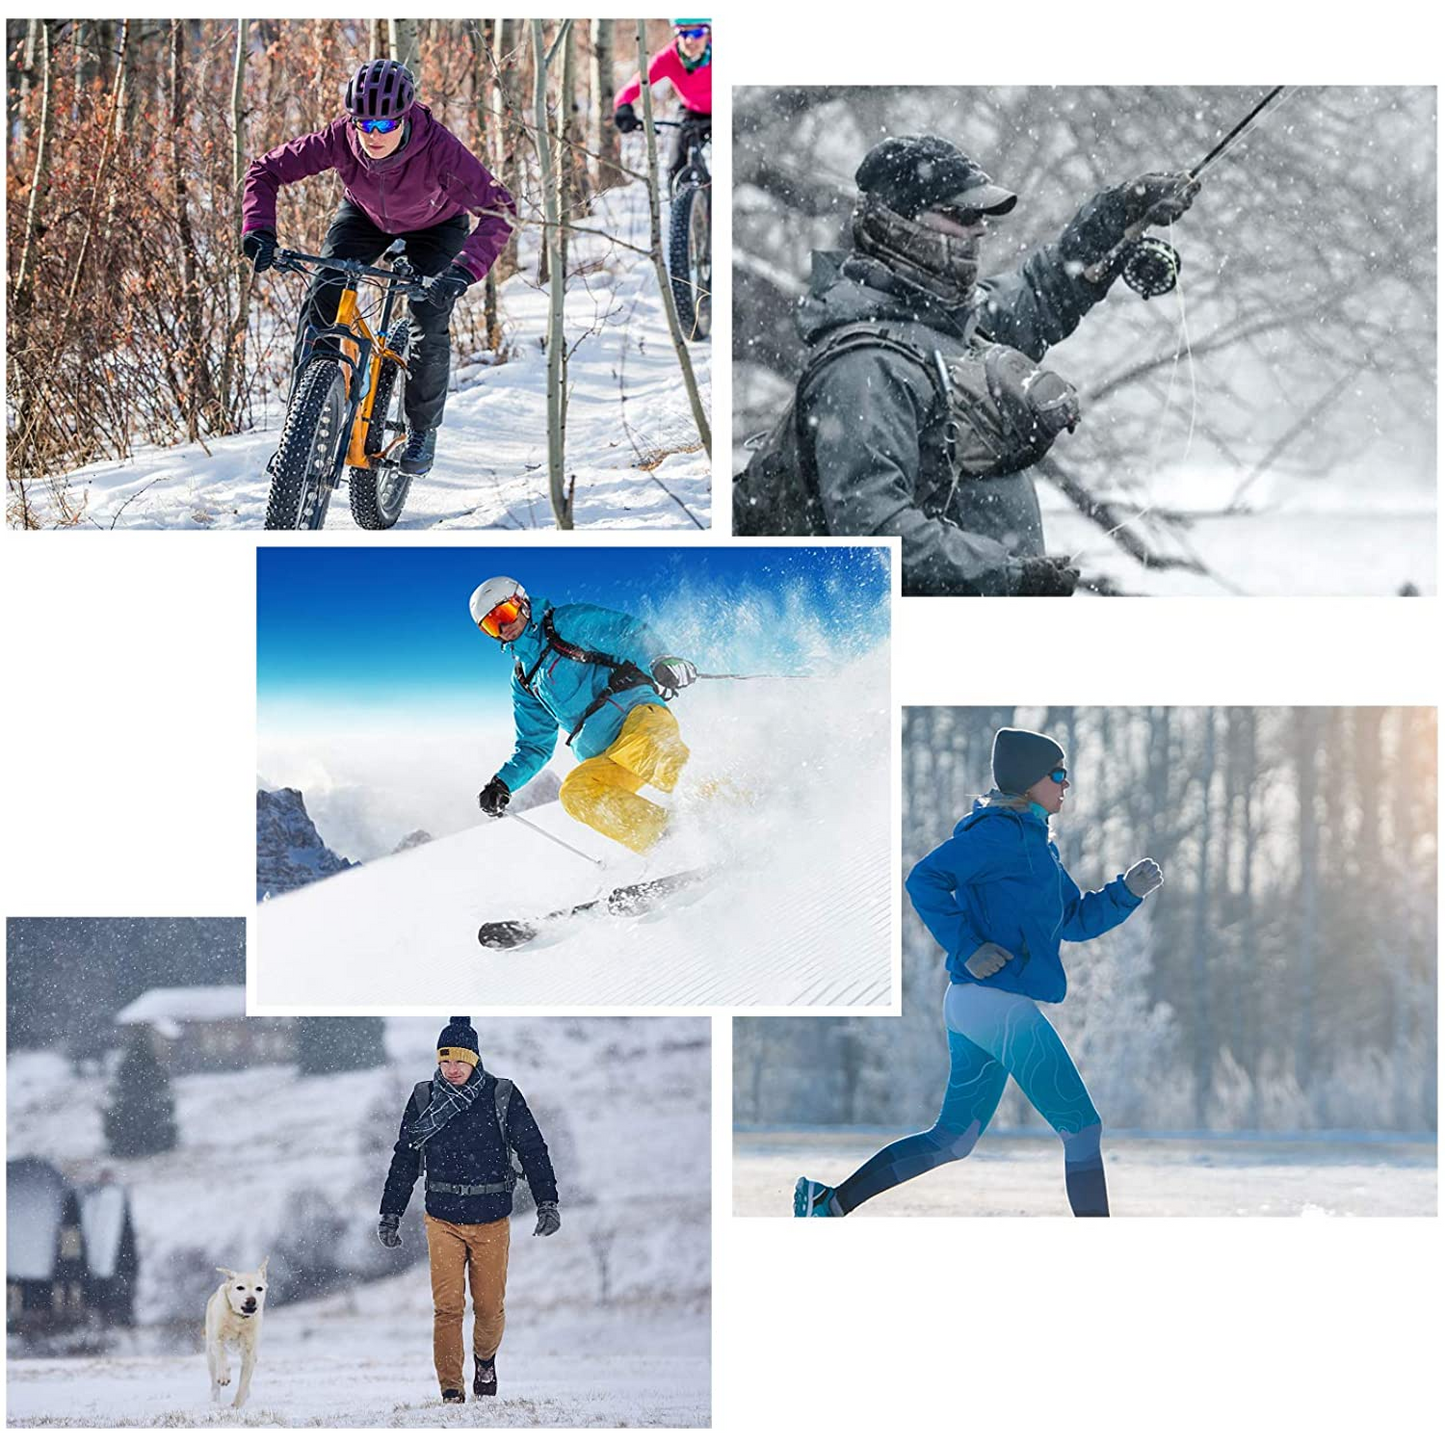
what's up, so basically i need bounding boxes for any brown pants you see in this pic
[424,1214,510,1393]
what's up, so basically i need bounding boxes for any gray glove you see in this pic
[1013,556,1080,597]
[1124,858,1164,898]
[534,1202,561,1237]
[1122,172,1200,228]
[964,942,1013,979]
[378,1213,402,1249]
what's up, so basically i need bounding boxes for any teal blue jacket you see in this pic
[495,598,668,792]
[906,796,1143,1003]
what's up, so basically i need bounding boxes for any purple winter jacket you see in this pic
[241,105,514,282]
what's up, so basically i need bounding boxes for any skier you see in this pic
[241,58,515,478]
[612,20,712,185]
[734,134,1199,595]
[795,727,1163,1218]
[470,577,697,854]
[378,1017,560,1404]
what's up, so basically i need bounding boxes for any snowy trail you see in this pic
[735,1132,1438,1217]
[16,181,709,531]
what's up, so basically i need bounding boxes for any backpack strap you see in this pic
[411,1079,432,1173]
[799,322,950,408]
[493,1076,522,1185]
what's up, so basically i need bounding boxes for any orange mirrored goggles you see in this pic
[478,596,525,638]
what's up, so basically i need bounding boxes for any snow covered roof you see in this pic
[116,986,245,1034]
[80,1184,130,1278]
[6,1158,68,1280]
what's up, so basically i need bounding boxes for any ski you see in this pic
[477,868,710,950]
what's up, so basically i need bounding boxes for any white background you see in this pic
[4,1,1442,1439]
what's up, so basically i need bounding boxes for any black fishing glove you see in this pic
[1012,556,1081,597]
[1121,172,1201,228]
[242,229,277,274]
[378,1213,402,1249]
[964,942,1013,979]
[613,102,641,134]
[651,657,698,694]
[426,264,473,306]
[534,1202,562,1237]
[478,776,511,817]
[1124,858,1164,898]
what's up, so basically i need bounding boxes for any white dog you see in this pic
[205,1258,269,1408]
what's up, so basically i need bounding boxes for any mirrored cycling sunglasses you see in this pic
[478,596,526,639]
[354,116,404,135]
[675,25,710,39]
[1049,768,1069,784]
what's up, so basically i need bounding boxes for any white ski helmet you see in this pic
[469,576,529,638]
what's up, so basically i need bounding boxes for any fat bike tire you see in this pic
[264,359,347,530]
[667,181,711,342]
[349,320,412,530]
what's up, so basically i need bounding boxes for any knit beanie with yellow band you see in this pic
[436,1015,480,1069]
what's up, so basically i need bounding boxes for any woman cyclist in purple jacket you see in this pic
[241,59,515,478]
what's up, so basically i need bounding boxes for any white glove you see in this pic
[1124,858,1164,898]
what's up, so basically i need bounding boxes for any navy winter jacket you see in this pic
[380,1072,558,1226]
[906,797,1142,1003]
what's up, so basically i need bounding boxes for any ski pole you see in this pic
[1083,85,1289,285]
[509,812,603,868]
[696,671,815,681]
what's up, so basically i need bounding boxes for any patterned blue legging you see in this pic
[833,983,1108,1216]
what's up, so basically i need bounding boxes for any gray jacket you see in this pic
[783,190,1125,595]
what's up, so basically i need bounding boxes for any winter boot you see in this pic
[399,427,437,476]
[793,1176,843,1217]
[473,1356,498,1397]
[441,1389,466,1404]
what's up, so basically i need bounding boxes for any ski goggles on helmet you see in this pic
[1048,767,1069,784]
[674,24,710,38]
[354,115,404,135]
[477,595,527,639]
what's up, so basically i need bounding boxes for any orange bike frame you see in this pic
[332,286,410,470]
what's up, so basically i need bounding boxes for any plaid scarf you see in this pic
[406,1067,488,1150]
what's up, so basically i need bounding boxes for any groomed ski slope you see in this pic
[16,176,709,531]
[258,654,892,1010]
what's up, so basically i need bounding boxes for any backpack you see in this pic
[411,1075,523,1188]
[514,607,661,746]
[733,323,1079,535]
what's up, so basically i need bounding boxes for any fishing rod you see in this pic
[1085,85,1290,294]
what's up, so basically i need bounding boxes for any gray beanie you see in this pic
[992,728,1065,795]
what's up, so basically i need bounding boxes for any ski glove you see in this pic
[243,229,277,274]
[964,942,1013,979]
[478,776,511,817]
[1122,172,1201,228]
[651,656,698,695]
[1124,858,1164,898]
[613,102,642,134]
[534,1202,562,1237]
[1012,556,1081,597]
[426,264,473,306]
[378,1213,402,1249]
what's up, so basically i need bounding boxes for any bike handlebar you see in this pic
[273,247,432,297]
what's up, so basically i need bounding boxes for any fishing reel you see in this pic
[1120,234,1181,298]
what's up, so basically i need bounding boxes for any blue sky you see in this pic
[258,545,890,726]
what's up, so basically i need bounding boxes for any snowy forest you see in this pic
[6,18,710,530]
[736,707,1438,1136]
[734,86,1437,595]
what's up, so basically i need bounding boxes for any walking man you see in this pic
[378,1017,561,1403]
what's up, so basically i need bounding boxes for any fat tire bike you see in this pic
[264,240,431,530]
[655,120,711,343]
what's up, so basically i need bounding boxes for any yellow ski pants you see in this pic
[559,704,689,853]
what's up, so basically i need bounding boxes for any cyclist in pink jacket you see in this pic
[242,59,515,477]
[613,20,712,185]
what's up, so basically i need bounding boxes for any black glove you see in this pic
[534,1202,561,1237]
[613,102,641,134]
[378,1213,402,1249]
[242,229,277,274]
[478,776,511,817]
[651,656,697,694]
[426,264,473,306]
[1013,556,1081,597]
[1121,172,1200,228]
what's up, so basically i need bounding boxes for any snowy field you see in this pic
[257,651,892,1010]
[7,1017,711,1426]
[734,1130,1438,1217]
[14,177,709,531]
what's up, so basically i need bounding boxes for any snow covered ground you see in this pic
[734,1130,1437,1217]
[257,650,893,1010]
[7,1017,710,1426]
[14,179,709,532]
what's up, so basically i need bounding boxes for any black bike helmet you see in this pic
[345,59,416,121]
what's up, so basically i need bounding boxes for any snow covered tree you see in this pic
[104,1035,179,1157]
[296,1017,388,1076]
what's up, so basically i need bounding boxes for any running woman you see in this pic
[795,726,1163,1217]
